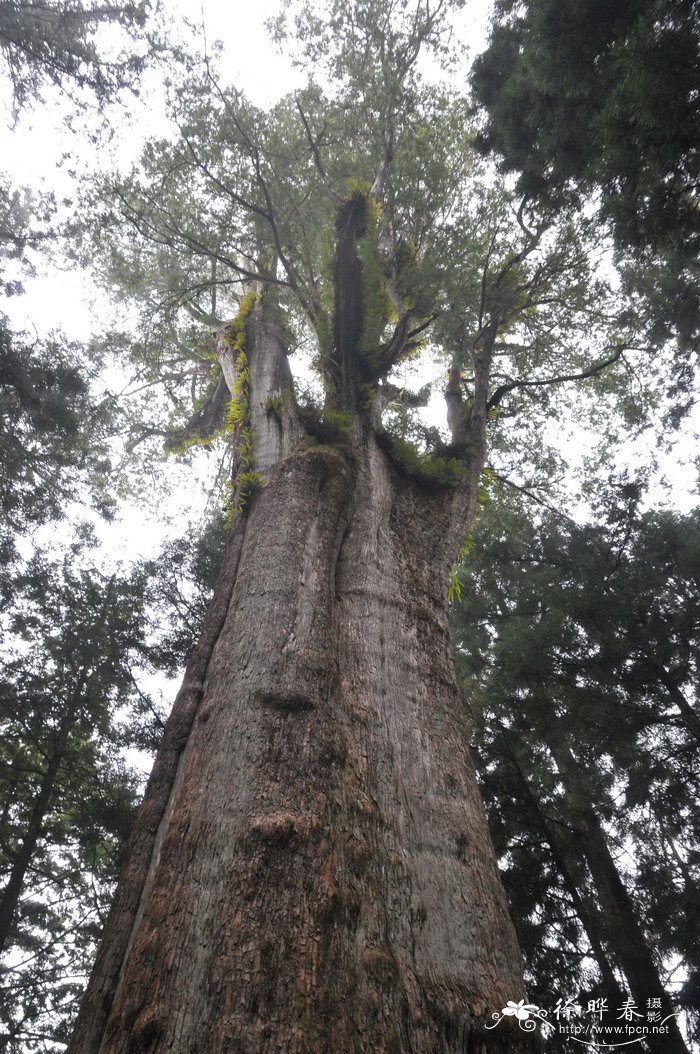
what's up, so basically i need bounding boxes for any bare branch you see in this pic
[295,98,326,179]
[487,346,625,410]
[491,472,579,524]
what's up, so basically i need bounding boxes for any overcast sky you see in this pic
[1,0,697,564]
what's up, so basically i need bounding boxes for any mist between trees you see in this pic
[0,0,698,1051]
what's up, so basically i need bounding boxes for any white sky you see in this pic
[0,0,499,563]
[1,0,697,563]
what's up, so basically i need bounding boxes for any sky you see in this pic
[1,0,698,566]
[0,0,500,566]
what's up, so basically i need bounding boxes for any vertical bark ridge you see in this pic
[72,434,538,1053]
[67,519,248,1054]
[246,312,306,475]
[71,285,540,1050]
[332,440,532,1050]
[94,444,357,1053]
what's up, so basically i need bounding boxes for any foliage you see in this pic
[297,403,354,444]
[0,548,150,1051]
[451,488,700,1036]
[0,0,151,113]
[0,502,229,1050]
[376,429,462,488]
[0,325,116,567]
[0,4,218,1049]
[471,0,700,351]
[78,34,648,497]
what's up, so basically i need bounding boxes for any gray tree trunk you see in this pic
[69,306,537,1053]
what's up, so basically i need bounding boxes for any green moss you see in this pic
[448,468,497,602]
[225,349,251,433]
[322,407,354,437]
[264,394,284,421]
[360,383,376,410]
[298,404,354,444]
[376,430,462,488]
[264,390,294,423]
[222,291,265,523]
[224,470,265,527]
[345,178,380,221]
[220,290,260,354]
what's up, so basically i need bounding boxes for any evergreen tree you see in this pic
[452,490,699,1051]
[0,0,151,113]
[470,0,700,352]
[63,1,688,1050]
[0,549,149,1051]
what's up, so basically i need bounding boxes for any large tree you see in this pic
[67,2,655,1050]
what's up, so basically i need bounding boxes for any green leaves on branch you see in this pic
[0,0,152,114]
[471,0,700,350]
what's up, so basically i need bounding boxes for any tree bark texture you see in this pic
[70,307,538,1054]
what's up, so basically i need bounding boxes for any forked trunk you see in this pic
[70,307,537,1053]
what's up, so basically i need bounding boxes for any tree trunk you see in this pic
[0,723,69,953]
[506,746,626,1010]
[551,741,688,1054]
[69,307,538,1053]
[0,647,98,955]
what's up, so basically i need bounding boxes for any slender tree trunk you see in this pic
[70,307,538,1053]
[0,723,69,953]
[651,661,700,746]
[552,741,688,1054]
[506,747,626,1010]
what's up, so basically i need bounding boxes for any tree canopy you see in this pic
[470,0,700,351]
[452,487,700,1047]
[0,0,151,112]
[79,0,657,512]
[0,0,698,1049]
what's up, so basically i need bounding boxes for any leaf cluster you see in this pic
[452,486,700,1030]
[471,0,700,349]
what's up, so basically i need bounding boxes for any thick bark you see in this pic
[70,305,537,1053]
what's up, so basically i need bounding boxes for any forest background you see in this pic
[0,0,698,1051]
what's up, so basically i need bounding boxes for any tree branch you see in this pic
[487,346,625,410]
